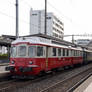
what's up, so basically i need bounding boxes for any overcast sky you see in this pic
[0,0,92,41]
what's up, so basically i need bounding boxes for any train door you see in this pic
[46,46,49,70]
[83,51,87,64]
[57,48,62,67]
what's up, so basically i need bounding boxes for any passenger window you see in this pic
[58,48,61,56]
[74,51,76,56]
[66,49,69,56]
[78,51,80,56]
[63,49,65,56]
[69,50,71,56]
[71,50,73,56]
[77,51,78,56]
[52,48,56,56]
[37,46,43,56]
[76,51,77,56]
[72,50,74,56]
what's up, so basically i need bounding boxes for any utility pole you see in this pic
[72,35,74,44]
[45,0,47,35]
[16,0,19,38]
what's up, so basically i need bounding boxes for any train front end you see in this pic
[6,39,39,78]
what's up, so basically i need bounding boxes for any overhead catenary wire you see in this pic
[47,1,72,22]
[20,0,32,8]
[0,10,40,28]
[7,0,72,26]
[7,0,15,5]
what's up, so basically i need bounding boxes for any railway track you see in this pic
[0,63,92,92]
[67,73,92,92]
[40,67,92,92]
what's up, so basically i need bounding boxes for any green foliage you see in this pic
[0,54,8,59]
[0,54,8,56]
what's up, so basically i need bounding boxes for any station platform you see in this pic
[74,75,92,92]
[0,65,10,78]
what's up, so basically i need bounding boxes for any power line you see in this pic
[7,0,15,5]
[64,34,92,37]
[0,10,40,29]
[47,1,72,22]
[0,11,15,19]
[20,0,32,8]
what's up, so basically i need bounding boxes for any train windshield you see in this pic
[11,46,17,57]
[28,46,36,57]
[18,46,26,57]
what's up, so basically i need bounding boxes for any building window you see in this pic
[32,14,37,16]
[47,17,51,19]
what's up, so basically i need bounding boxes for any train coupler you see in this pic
[5,66,15,71]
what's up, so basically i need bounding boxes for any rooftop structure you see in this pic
[75,39,91,46]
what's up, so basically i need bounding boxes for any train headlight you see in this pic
[29,61,33,65]
[11,61,15,64]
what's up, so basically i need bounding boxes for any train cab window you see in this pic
[52,48,56,56]
[28,46,36,57]
[37,46,43,56]
[11,46,17,57]
[58,48,61,56]
[18,46,26,56]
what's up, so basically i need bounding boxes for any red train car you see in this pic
[6,37,83,78]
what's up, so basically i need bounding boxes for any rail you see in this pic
[40,68,92,92]
[67,73,92,92]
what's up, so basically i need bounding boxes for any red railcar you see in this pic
[6,37,83,77]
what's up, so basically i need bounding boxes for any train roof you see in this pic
[83,48,92,52]
[12,37,83,51]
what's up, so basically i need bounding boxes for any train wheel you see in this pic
[38,71,46,77]
[70,65,74,69]
[64,66,69,70]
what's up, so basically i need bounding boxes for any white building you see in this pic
[0,46,7,54]
[30,10,64,39]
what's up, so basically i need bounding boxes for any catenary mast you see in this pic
[16,0,19,38]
